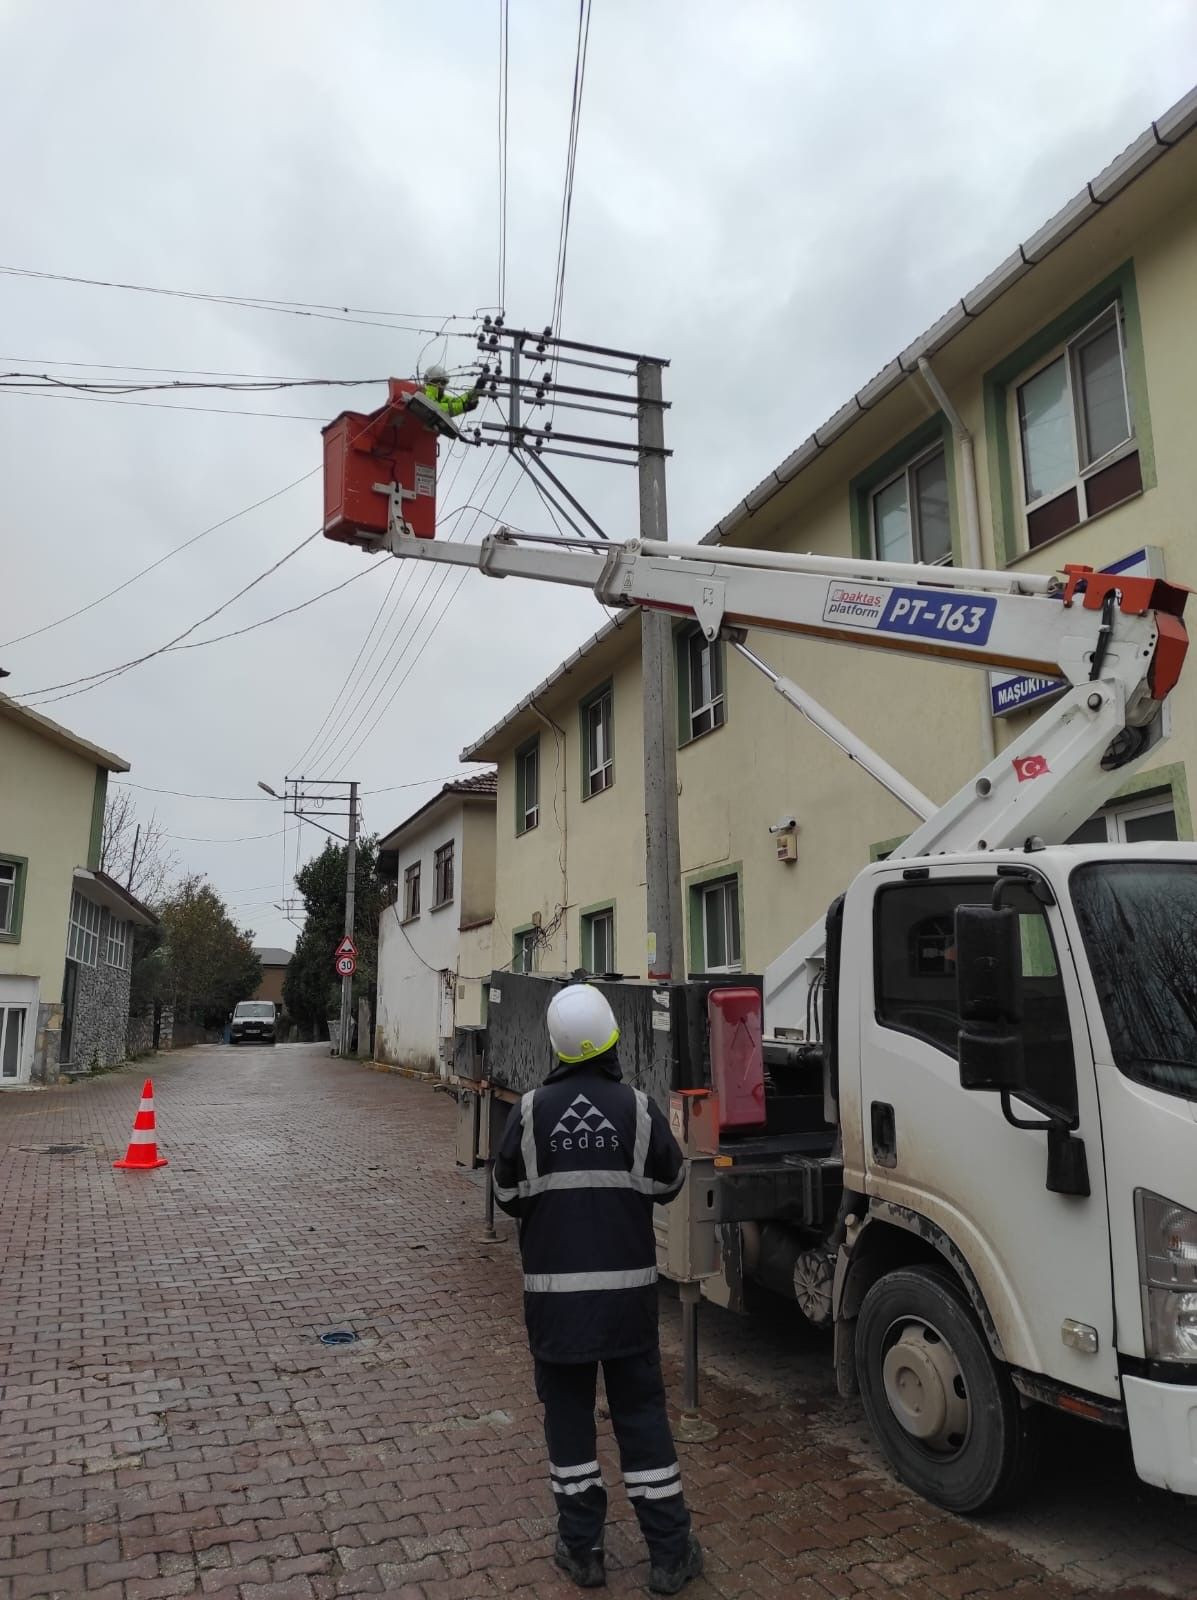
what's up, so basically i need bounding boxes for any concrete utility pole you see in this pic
[637,359,684,981]
[341,781,359,1060]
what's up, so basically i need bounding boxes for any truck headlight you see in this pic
[1136,1191,1197,1360]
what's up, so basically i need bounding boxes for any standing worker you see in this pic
[493,984,703,1594]
[421,362,481,417]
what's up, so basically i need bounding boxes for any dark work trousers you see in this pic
[534,1350,692,1564]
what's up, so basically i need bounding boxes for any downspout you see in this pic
[916,356,996,763]
[531,699,570,969]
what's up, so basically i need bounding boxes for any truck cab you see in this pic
[833,842,1197,1508]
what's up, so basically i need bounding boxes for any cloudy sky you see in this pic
[1,0,1194,950]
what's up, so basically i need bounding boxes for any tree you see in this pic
[157,876,262,1029]
[100,789,177,905]
[284,836,384,1038]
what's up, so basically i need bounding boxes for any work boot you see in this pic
[648,1534,703,1595]
[553,1536,606,1588]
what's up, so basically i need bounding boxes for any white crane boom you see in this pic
[378,522,1191,1037]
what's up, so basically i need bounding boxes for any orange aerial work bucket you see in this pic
[322,378,442,549]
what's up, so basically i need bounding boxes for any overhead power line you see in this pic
[0,263,481,338]
[304,447,505,774]
[0,370,385,395]
[113,770,482,802]
[0,387,334,421]
[323,459,522,775]
[550,0,594,335]
[287,441,480,773]
[498,0,511,313]
[14,530,323,706]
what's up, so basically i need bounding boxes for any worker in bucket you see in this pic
[421,362,481,417]
[493,983,703,1594]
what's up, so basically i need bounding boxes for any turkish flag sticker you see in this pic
[1013,755,1050,782]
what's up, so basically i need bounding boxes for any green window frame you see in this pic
[675,625,727,745]
[983,260,1155,567]
[580,901,616,976]
[580,681,614,799]
[512,923,538,973]
[850,416,959,564]
[686,862,745,974]
[515,735,540,835]
[0,852,28,944]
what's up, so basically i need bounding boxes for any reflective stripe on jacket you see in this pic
[493,1049,684,1362]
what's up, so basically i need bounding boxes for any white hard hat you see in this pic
[424,362,450,385]
[546,984,619,1064]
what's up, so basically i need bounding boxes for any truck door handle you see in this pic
[871,1101,897,1168]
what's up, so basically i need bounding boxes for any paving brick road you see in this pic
[2,1045,1196,1600]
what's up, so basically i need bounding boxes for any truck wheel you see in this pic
[855,1264,1039,1513]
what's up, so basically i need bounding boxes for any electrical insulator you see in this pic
[495,316,505,329]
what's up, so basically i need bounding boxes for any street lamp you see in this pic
[257,781,280,798]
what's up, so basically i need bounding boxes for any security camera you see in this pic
[768,816,798,835]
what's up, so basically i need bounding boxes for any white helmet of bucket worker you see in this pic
[424,362,450,386]
[547,984,620,1064]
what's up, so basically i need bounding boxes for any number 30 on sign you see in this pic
[335,953,356,976]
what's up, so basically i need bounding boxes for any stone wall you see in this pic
[30,1001,63,1085]
[67,906,133,1074]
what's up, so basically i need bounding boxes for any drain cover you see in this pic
[21,1144,91,1155]
[319,1330,359,1347]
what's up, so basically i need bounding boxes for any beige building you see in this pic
[374,772,497,1073]
[0,695,155,1083]
[462,85,1197,985]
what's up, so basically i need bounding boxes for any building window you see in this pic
[403,862,421,921]
[581,684,614,798]
[67,891,102,966]
[582,906,615,976]
[433,842,455,909]
[0,856,24,940]
[695,876,741,974]
[106,917,130,969]
[871,444,951,566]
[516,737,539,834]
[512,926,538,973]
[1015,302,1140,549]
[1,1004,26,1080]
[677,628,726,743]
[1067,793,1177,846]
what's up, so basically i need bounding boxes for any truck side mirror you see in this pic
[955,904,1025,1095]
[956,904,1022,1023]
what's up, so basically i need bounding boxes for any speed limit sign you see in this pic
[335,953,356,977]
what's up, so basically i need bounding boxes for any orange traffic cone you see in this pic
[113,1078,168,1170]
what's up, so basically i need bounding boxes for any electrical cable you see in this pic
[0,263,479,337]
[0,460,329,653]
[14,530,322,705]
[167,827,286,844]
[299,445,505,774]
[0,354,381,381]
[165,563,380,653]
[326,462,522,774]
[0,370,385,395]
[498,0,510,314]
[112,770,480,801]
[289,442,481,772]
[0,386,334,421]
[550,0,593,336]
[310,451,509,773]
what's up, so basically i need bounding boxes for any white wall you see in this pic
[374,798,495,1074]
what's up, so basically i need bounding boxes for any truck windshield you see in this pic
[235,1003,274,1019]
[1071,861,1197,1101]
